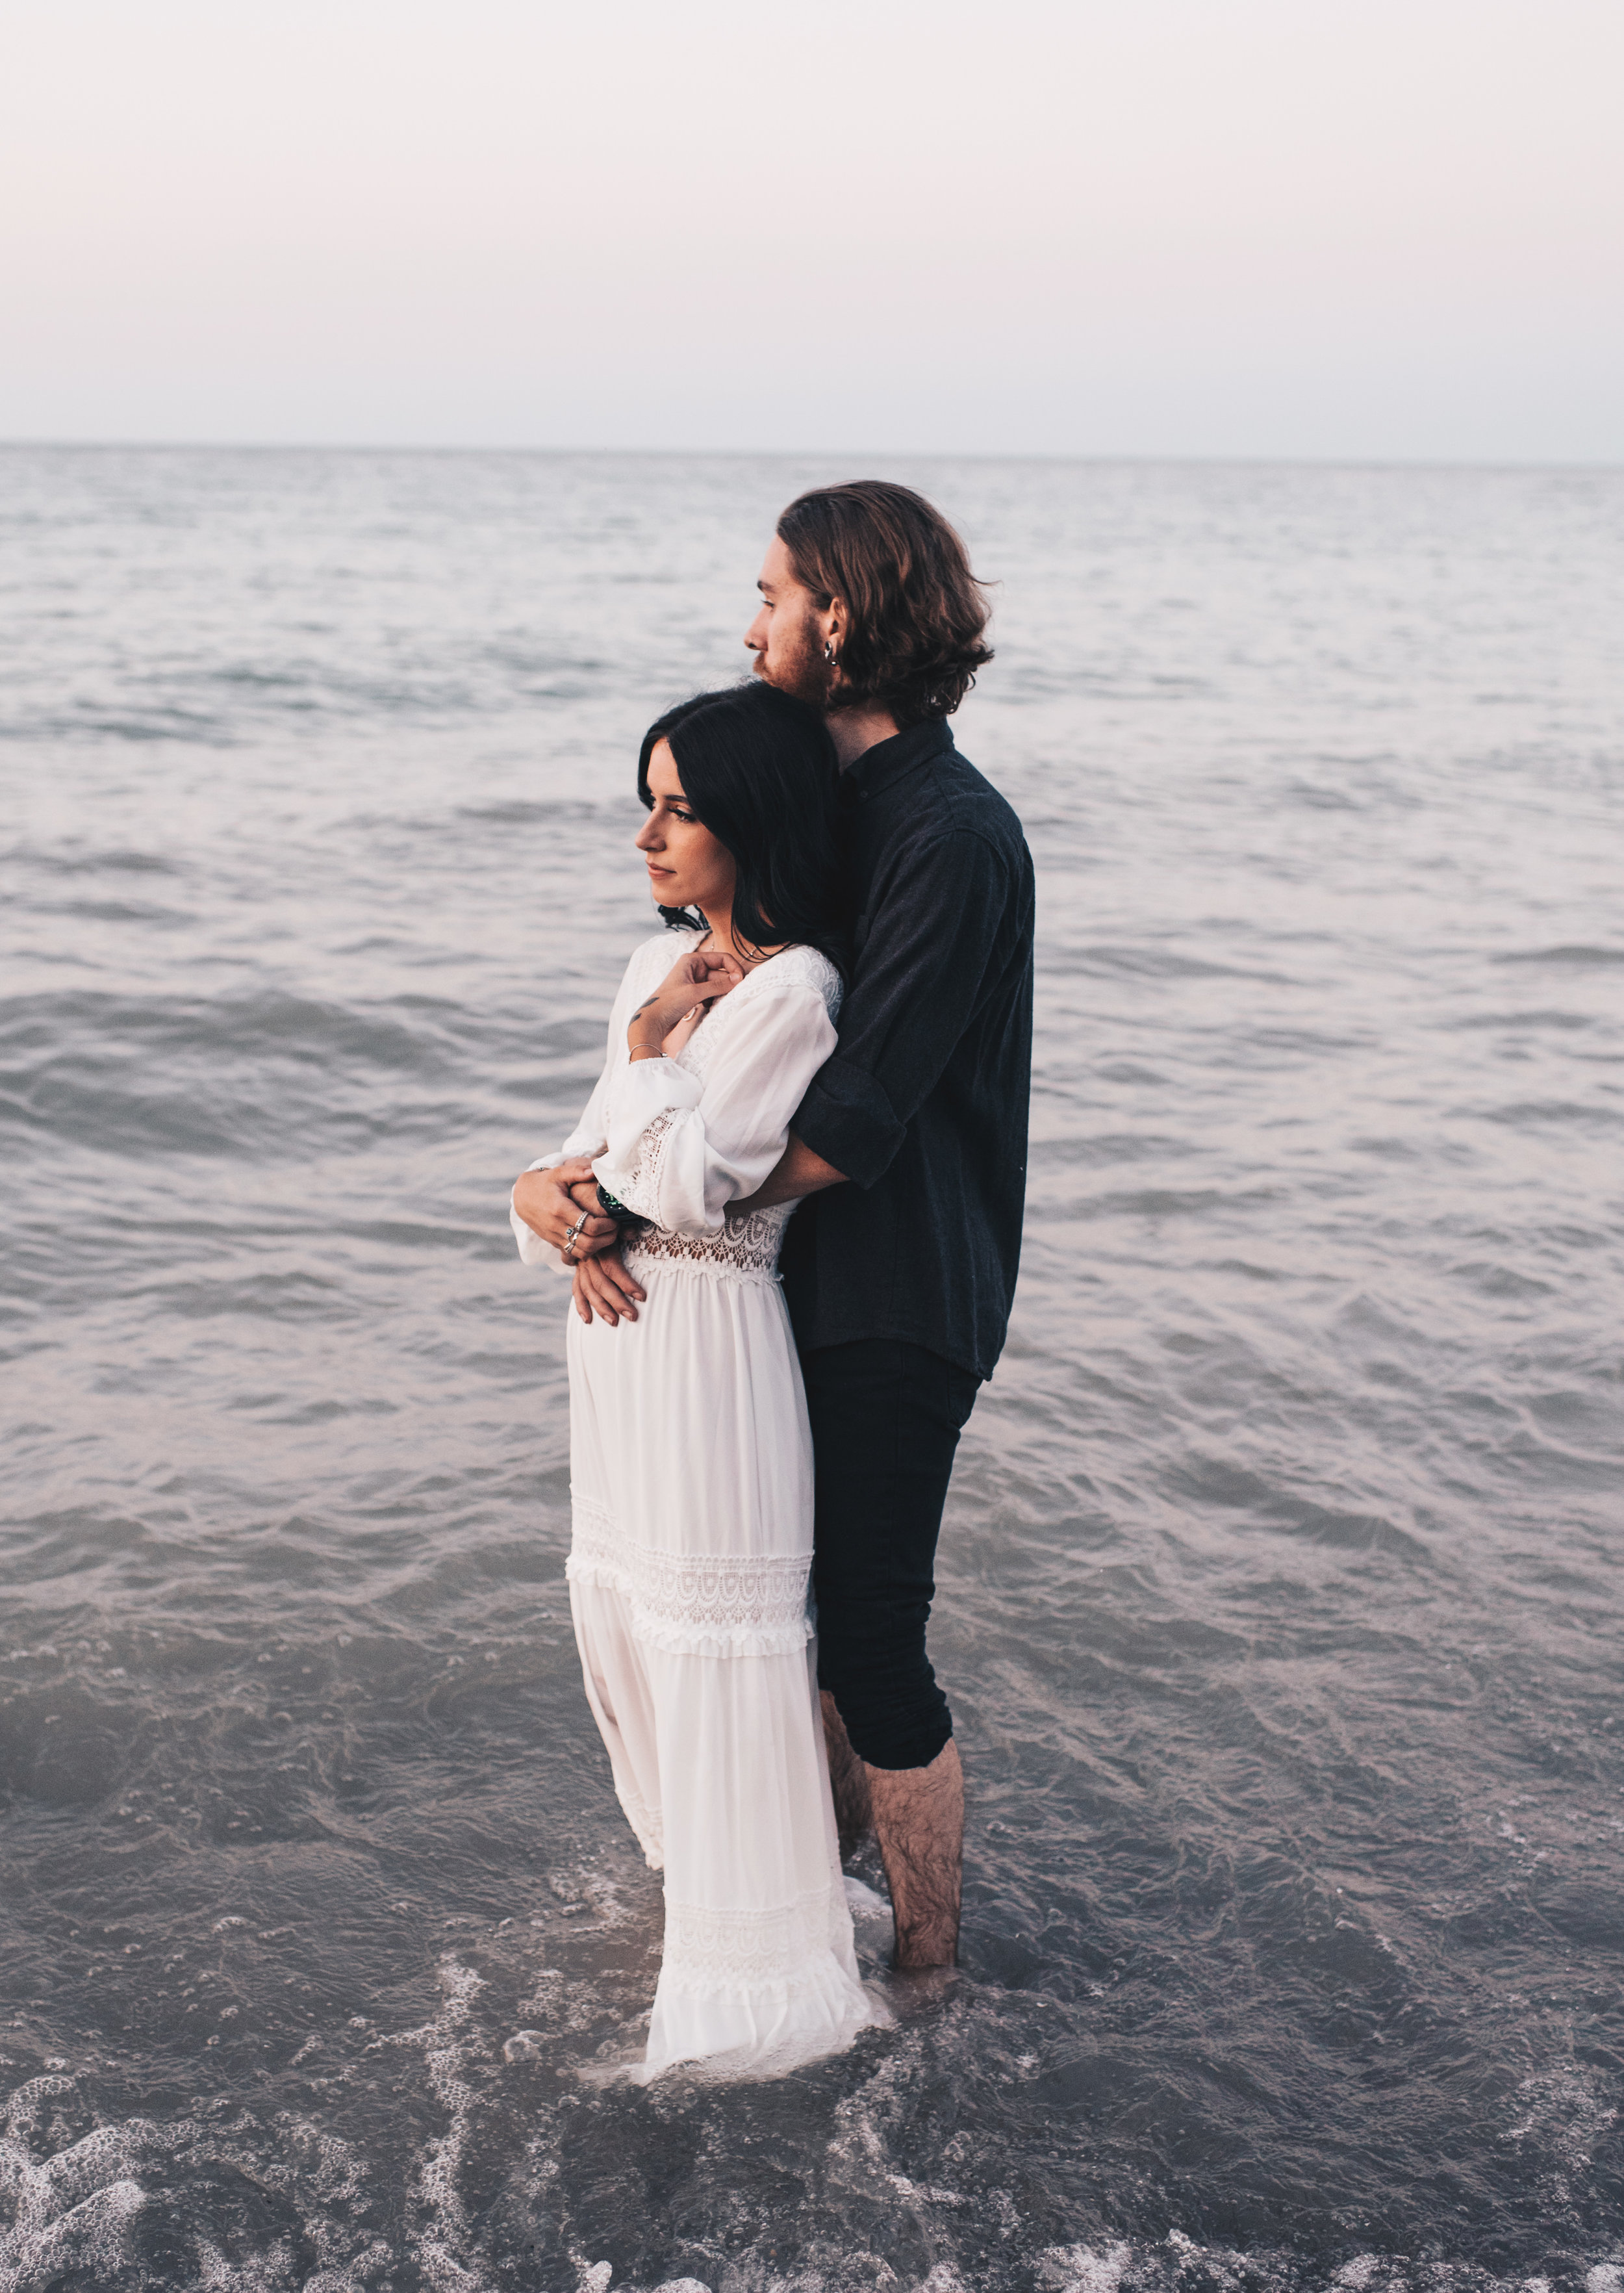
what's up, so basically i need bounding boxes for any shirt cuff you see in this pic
[793,1056,906,1190]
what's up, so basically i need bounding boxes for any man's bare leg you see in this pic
[820,1689,872,1854]
[867,1739,964,1971]
[821,1692,963,1967]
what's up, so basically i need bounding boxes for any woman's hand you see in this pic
[626,947,743,1057]
[512,1157,618,1259]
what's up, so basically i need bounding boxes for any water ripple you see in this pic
[1,446,1621,2290]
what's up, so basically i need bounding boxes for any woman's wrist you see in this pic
[627,1014,670,1060]
[626,993,677,1060]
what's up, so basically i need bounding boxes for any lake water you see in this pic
[2,446,1621,2293]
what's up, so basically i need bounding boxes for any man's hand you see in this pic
[571,1246,647,1326]
[728,1131,848,1220]
[511,1157,618,1258]
[561,1178,649,1323]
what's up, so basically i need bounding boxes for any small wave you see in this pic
[1071,945,1288,983]
[1493,944,1624,967]
[1054,1184,1284,1221]
[31,897,193,927]
[1,844,184,878]
[1169,1455,1435,1563]
[453,797,607,826]
[1446,1006,1595,1032]
[0,986,483,1159]
[1478,1098,1619,1129]
[1032,1132,1193,1170]
[1286,779,1363,810]
[0,706,237,747]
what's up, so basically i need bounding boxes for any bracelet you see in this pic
[628,1035,665,1061]
[596,1183,647,1233]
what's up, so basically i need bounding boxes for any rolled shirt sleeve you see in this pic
[794,830,1011,1190]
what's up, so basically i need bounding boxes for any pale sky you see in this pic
[3,0,1621,461]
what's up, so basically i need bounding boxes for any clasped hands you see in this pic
[511,946,744,1327]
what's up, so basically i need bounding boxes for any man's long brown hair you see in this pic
[777,480,993,726]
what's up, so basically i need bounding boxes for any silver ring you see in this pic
[563,1211,589,1246]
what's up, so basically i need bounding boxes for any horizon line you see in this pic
[1,437,1620,477]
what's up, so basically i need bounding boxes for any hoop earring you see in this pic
[824,641,837,665]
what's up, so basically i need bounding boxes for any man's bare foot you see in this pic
[820,1689,872,1855]
[884,1963,961,2016]
[867,1738,963,1970]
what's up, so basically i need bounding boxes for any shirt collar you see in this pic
[842,718,956,801]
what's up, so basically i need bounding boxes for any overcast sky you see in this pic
[3,0,1620,461]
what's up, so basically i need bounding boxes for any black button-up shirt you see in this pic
[780,720,1035,1381]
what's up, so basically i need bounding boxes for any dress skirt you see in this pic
[565,1238,885,2081]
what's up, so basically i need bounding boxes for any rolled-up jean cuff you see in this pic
[819,1668,953,1772]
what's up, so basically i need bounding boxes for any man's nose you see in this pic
[744,609,767,652]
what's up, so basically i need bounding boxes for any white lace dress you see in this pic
[511,929,887,2081]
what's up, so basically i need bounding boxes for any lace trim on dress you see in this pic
[669,943,842,1093]
[567,1492,813,1658]
[623,1204,791,1283]
[660,1885,853,2001]
[613,1107,676,1225]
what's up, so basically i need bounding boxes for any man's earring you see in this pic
[824,640,837,665]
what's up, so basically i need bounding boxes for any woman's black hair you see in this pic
[637,682,850,976]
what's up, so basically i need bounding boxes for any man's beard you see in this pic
[753,608,837,711]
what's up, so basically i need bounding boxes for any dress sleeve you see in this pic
[592,980,839,1235]
[509,943,650,1270]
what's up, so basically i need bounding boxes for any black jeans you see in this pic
[800,1338,982,1773]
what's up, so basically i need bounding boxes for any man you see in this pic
[522,481,1034,1969]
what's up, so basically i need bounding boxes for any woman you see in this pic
[510,682,886,2081]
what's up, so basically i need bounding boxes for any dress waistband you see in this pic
[624,1221,783,1285]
